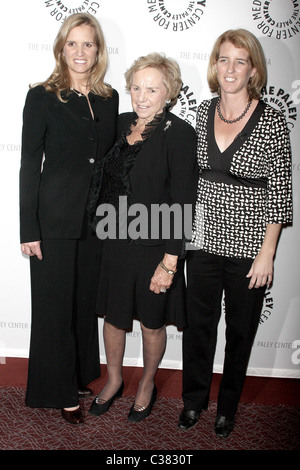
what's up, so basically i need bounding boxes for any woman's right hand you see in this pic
[21,241,43,260]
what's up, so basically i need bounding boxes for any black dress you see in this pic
[89,111,189,330]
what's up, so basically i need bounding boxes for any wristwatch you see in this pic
[159,261,177,275]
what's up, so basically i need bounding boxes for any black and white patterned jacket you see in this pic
[192,98,292,259]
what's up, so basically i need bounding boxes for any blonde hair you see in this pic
[124,53,182,109]
[207,29,267,100]
[36,13,112,100]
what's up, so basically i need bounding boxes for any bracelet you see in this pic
[159,261,177,275]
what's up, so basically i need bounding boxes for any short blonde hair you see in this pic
[124,53,182,109]
[39,13,112,100]
[207,29,267,100]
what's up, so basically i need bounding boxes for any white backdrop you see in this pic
[0,0,299,378]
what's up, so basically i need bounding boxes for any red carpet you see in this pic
[0,359,299,455]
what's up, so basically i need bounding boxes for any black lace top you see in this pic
[87,110,166,224]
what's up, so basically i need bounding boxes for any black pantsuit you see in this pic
[26,225,101,408]
[20,85,119,408]
[182,250,265,418]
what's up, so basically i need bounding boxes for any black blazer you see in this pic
[98,111,198,255]
[19,85,119,243]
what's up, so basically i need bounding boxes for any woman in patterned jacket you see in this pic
[178,29,292,437]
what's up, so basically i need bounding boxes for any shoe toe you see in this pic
[214,415,234,438]
[61,407,83,424]
[178,409,200,429]
[127,386,157,423]
[88,381,124,416]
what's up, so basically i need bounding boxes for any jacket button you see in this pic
[89,158,95,164]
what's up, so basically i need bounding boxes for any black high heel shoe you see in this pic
[61,406,84,424]
[128,385,157,423]
[89,381,124,416]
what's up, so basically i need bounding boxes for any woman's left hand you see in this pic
[246,223,282,289]
[246,250,274,289]
[150,254,178,294]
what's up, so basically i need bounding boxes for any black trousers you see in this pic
[26,226,101,409]
[182,250,265,419]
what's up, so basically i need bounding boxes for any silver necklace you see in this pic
[217,98,252,124]
[71,88,84,97]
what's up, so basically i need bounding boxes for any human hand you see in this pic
[149,254,178,294]
[246,250,273,289]
[21,241,43,260]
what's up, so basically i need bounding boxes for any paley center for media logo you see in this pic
[44,0,100,22]
[147,0,207,31]
[251,0,300,39]
[174,83,199,127]
[261,84,298,132]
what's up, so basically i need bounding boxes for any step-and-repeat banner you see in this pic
[0,0,299,377]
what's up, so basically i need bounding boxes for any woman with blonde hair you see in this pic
[178,29,292,437]
[20,13,118,424]
[44,12,112,99]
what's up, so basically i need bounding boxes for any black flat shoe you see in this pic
[89,381,124,416]
[78,386,93,398]
[178,409,200,430]
[128,385,157,423]
[61,406,83,424]
[214,415,234,438]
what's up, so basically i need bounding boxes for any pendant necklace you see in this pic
[71,88,85,97]
[217,98,252,124]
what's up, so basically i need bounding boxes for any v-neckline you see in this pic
[72,88,94,120]
[209,98,264,158]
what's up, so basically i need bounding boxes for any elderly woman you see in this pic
[19,13,118,424]
[178,29,292,437]
[88,53,198,422]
